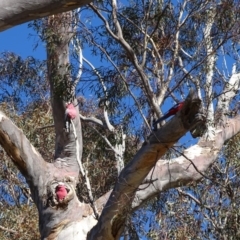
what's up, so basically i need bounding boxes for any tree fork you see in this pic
[88,90,204,239]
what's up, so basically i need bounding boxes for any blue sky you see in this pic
[0,23,46,60]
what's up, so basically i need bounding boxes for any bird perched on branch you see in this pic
[65,103,77,132]
[153,101,184,127]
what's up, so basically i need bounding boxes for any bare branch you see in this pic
[79,114,105,127]
[217,71,240,112]
[0,225,17,234]
[72,37,83,84]
[82,56,115,132]
[0,111,45,179]
[91,127,116,154]
[177,188,201,205]
[71,119,85,176]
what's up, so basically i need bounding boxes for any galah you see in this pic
[65,103,77,132]
[55,184,68,201]
[65,103,77,119]
[153,102,184,127]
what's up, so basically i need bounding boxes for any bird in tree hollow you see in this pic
[55,184,68,201]
[153,101,184,127]
[65,102,77,132]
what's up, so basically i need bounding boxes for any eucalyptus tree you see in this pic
[0,0,240,239]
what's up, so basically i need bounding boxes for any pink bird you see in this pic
[65,103,77,132]
[55,184,68,201]
[65,103,77,120]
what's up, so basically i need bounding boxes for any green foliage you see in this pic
[0,204,40,240]
[1,0,240,239]
[0,52,47,112]
[0,52,53,238]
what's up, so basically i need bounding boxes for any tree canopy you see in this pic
[1,0,240,239]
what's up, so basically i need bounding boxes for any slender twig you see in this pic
[82,56,115,132]
[36,124,54,130]
[0,225,17,234]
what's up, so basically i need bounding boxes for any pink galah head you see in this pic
[55,184,68,201]
[65,103,77,119]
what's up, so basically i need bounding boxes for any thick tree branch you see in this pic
[82,56,115,132]
[132,115,240,208]
[90,115,240,239]
[203,7,216,141]
[79,114,105,127]
[0,111,45,179]
[0,0,91,32]
[88,91,203,239]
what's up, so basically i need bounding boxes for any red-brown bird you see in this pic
[153,102,184,126]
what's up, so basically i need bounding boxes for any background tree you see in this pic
[0,0,240,239]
